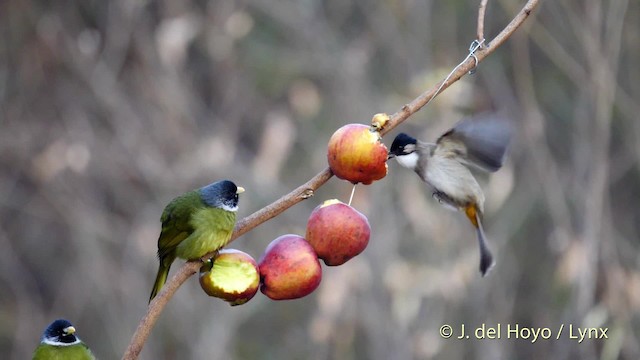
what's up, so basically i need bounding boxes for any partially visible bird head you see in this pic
[41,319,81,346]
[388,133,419,170]
[200,180,245,212]
[388,133,418,158]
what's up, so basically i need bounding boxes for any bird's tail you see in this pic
[149,262,171,303]
[464,204,495,276]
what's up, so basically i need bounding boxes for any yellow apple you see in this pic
[199,249,260,306]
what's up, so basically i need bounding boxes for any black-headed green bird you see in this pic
[149,179,244,302]
[32,319,95,360]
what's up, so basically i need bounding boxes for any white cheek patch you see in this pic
[395,152,419,170]
[42,338,81,347]
[220,204,238,212]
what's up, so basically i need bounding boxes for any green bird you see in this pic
[32,319,95,360]
[149,179,244,302]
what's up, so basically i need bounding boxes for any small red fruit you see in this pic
[306,199,371,266]
[258,234,322,300]
[327,123,388,185]
[199,249,260,306]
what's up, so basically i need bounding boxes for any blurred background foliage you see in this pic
[1,0,639,359]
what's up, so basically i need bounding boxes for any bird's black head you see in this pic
[41,319,79,345]
[388,133,418,158]
[200,180,244,211]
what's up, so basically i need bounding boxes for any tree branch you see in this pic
[477,0,490,42]
[380,0,538,136]
[122,168,334,360]
[122,1,540,358]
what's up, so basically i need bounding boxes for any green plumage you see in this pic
[149,182,240,302]
[33,319,95,360]
[32,343,95,360]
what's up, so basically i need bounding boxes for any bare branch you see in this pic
[381,0,539,135]
[121,263,199,360]
[122,168,333,360]
[122,1,541,358]
[478,0,490,42]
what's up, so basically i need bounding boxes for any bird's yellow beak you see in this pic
[64,326,76,335]
[236,186,245,194]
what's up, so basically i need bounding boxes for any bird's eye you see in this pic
[403,144,415,153]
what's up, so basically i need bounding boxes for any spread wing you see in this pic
[435,113,512,172]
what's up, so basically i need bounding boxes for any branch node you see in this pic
[300,189,314,199]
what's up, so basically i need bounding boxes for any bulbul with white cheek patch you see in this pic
[388,114,512,276]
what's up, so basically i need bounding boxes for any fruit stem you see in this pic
[348,184,357,206]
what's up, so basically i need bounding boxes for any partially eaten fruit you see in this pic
[199,249,260,306]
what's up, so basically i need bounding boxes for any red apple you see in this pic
[199,249,260,306]
[327,123,388,185]
[306,199,371,266]
[258,234,322,300]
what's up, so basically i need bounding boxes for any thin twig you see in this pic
[122,1,540,358]
[122,262,200,359]
[478,0,489,42]
[380,0,539,137]
[421,39,485,111]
